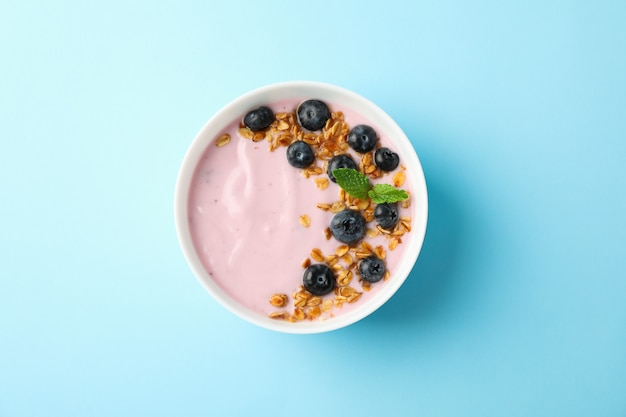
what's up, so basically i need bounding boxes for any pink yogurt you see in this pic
[187,99,412,320]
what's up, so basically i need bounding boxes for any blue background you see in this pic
[1,0,625,416]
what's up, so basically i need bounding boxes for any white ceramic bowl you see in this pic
[174,81,428,333]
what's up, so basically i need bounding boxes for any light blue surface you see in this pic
[1,0,625,416]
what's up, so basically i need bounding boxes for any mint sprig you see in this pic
[331,168,371,200]
[332,168,408,204]
[368,184,409,203]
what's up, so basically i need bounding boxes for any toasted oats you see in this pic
[269,293,288,307]
[322,299,334,312]
[348,293,361,303]
[338,286,361,302]
[383,270,391,281]
[269,311,290,320]
[389,237,400,250]
[311,248,324,262]
[356,199,370,211]
[368,170,381,180]
[362,152,372,166]
[216,133,231,147]
[317,202,332,211]
[299,214,311,228]
[340,253,354,266]
[337,270,353,286]
[330,201,346,213]
[314,177,329,190]
[366,228,380,238]
[252,131,266,142]
[277,120,290,131]
[391,229,405,237]
[278,135,293,147]
[294,286,309,298]
[293,307,306,321]
[321,142,338,154]
[376,225,392,235]
[365,164,377,174]
[400,217,412,232]
[324,227,332,240]
[339,189,346,201]
[238,127,254,139]
[325,254,339,266]
[335,245,350,257]
[401,193,411,208]
[363,207,375,222]
[361,241,373,252]
[374,245,386,260]
[355,250,372,259]
[302,258,311,268]
[318,148,333,159]
[286,315,297,323]
[306,296,322,307]
[393,170,406,187]
[308,306,322,318]
[332,263,343,272]
[293,289,310,308]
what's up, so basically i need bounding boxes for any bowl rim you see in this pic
[174,81,428,334]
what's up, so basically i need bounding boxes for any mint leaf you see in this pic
[332,168,371,200]
[368,183,409,204]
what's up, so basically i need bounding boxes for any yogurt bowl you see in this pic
[175,81,428,334]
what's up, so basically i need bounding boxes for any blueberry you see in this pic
[359,256,386,283]
[297,99,331,131]
[347,125,378,153]
[374,203,399,230]
[327,154,357,183]
[374,147,400,171]
[286,141,315,168]
[329,209,366,244]
[243,106,274,131]
[303,264,336,295]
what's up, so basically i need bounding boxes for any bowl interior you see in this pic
[175,81,428,333]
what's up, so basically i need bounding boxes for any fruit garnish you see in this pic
[297,99,331,131]
[347,124,378,153]
[373,202,400,229]
[303,264,336,295]
[286,141,315,168]
[359,255,386,283]
[329,209,366,244]
[243,106,274,131]
[373,147,400,171]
